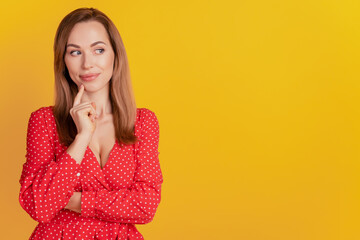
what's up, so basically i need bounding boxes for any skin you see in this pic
[63,20,117,213]
[64,20,115,118]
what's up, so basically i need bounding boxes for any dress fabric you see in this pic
[19,106,163,240]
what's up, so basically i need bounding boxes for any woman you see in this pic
[18,7,163,240]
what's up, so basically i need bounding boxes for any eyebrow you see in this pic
[66,41,106,48]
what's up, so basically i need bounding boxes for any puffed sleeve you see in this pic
[19,107,82,223]
[80,109,163,224]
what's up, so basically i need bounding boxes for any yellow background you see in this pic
[0,0,359,239]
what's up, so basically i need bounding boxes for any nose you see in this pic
[82,51,94,69]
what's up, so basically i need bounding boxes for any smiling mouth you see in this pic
[80,73,100,81]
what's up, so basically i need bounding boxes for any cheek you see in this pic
[64,57,80,81]
[64,57,74,72]
[103,52,115,70]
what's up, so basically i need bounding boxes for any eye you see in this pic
[95,48,105,54]
[70,50,81,56]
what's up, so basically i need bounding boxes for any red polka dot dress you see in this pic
[19,106,163,240]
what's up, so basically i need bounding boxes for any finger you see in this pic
[77,108,96,122]
[91,102,96,110]
[90,102,97,119]
[73,84,84,107]
[75,104,95,114]
[70,102,94,117]
[71,102,94,110]
[75,104,97,118]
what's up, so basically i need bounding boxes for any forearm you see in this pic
[80,179,162,223]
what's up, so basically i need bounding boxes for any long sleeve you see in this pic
[80,109,163,224]
[19,108,82,223]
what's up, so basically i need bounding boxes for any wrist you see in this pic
[75,133,91,145]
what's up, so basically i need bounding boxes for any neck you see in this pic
[80,83,112,119]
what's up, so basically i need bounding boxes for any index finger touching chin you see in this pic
[73,84,84,106]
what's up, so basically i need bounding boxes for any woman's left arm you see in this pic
[78,109,163,224]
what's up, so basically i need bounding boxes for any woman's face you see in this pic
[64,20,115,92]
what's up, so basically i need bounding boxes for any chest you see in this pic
[88,119,116,169]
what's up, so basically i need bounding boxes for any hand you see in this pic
[64,192,82,213]
[70,84,98,140]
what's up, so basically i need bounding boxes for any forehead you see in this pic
[67,20,110,45]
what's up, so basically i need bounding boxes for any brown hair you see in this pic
[53,7,138,146]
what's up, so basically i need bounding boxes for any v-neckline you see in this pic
[49,106,120,171]
[87,140,118,171]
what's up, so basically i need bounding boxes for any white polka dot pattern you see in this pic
[18,106,163,239]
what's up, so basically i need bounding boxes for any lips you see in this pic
[80,73,100,81]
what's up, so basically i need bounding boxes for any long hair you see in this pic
[53,7,138,147]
